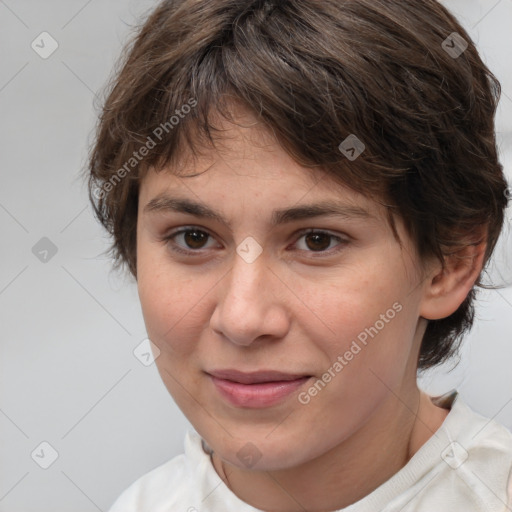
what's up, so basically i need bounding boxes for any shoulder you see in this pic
[459,413,512,511]
[413,393,512,512]
[107,430,209,512]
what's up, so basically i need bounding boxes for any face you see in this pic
[136,109,431,472]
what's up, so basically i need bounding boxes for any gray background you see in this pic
[0,0,511,510]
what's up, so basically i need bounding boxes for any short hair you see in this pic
[85,0,509,371]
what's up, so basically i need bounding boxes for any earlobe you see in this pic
[420,239,487,321]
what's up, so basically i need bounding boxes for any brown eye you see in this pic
[164,227,218,255]
[304,232,331,251]
[294,229,347,256]
[182,229,209,249]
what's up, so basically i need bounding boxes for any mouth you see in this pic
[206,369,312,408]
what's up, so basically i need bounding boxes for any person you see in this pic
[84,0,512,510]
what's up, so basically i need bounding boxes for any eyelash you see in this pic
[161,226,348,258]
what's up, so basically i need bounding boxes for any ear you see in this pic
[419,238,487,321]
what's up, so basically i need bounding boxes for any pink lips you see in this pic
[207,369,311,408]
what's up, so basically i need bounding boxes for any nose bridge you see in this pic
[225,250,269,316]
[227,234,269,304]
[211,247,289,345]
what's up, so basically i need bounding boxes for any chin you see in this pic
[209,431,317,472]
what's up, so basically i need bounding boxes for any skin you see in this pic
[135,105,485,511]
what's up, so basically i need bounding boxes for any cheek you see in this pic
[296,268,416,382]
[295,267,404,341]
[136,253,214,356]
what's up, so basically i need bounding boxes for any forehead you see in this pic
[139,109,385,222]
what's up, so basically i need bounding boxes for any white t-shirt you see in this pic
[108,390,512,511]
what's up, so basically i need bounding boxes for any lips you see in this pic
[207,369,310,384]
[206,369,312,408]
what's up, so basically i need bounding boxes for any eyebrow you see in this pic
[143,194,373,228]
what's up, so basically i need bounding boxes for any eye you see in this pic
[163,227,219,255]
[292,229,347,256]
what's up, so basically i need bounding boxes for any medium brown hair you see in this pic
[85,0,509,371]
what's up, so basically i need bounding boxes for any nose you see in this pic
[209,252,290,347]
